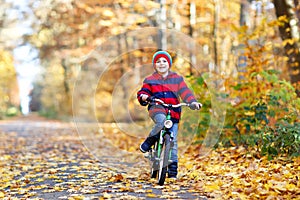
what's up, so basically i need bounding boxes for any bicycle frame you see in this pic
[146,98,194,185]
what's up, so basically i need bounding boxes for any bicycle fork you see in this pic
[157,130,174,163]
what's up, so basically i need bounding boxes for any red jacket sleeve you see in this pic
[137,79,153,106]
[178,76,197,103]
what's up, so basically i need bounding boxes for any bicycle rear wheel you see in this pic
[158,134,171,185]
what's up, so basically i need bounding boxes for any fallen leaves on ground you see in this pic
[0,119,200,199]
[179,145,300,200]
[97,123,300,199]
[0,118,299,199]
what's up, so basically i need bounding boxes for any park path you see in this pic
[0,115,206,199]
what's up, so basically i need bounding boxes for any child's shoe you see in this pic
[139,135,159,153]
[168,162,178,178]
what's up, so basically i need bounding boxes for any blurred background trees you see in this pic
[0,0,21,118]
[24,0,273,118]
[1,0,299,156]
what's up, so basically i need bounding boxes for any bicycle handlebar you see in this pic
[147,97,201,110]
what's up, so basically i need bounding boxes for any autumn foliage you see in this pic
[0,1,300,199]
[0,50,20,119]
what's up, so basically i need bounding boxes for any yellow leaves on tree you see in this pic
[0,50,19,117]
[35,59,73,117]
[0,50,15,86]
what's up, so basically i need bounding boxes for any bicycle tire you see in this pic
[158,134,171,185]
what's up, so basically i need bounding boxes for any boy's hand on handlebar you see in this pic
[140,94,156,102]
[140,94,149,101]
[190,102,202,110]
[146,96,156,102]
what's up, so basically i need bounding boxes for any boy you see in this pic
[137,50,202,178]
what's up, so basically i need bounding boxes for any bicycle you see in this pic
[144,98,200,185]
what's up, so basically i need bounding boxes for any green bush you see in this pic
[259,122,300,159]
[39,107,58,119]
[6,106,19,117]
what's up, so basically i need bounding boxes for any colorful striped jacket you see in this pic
[137,71,197,123]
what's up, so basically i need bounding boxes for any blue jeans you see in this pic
[149,114,178,163]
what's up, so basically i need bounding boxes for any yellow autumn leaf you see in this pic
[135,17,147,24]
[245,111,255,116]
[278,15,289,22]
[184,162,194,170]
[188,170,200,179]
[283,171,293,179]
[36,178,44,182]
[128,146,136,152]
[68,195,85,200]
[204,184,220,192]
[264,182,273,191]
[54,186,63,191]
[273,183,287,192]
[102,9,114,18]
[102,192,112,198]
[2,155,11,160]
[146,193,157,198]
[87,189,98,194]
[282,38,295,46]
[285,183,297,192]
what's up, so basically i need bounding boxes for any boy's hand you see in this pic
[190,102,202,110]
[140,94,149,101]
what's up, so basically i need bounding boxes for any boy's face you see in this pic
[154,57,170,75]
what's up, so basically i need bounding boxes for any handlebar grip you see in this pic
[189,103,198,110]
[146,96,156,102]
[189,103,202,110]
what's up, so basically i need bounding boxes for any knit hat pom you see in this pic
[152,51,172,67]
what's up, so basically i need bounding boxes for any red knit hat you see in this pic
[152,51,172,67]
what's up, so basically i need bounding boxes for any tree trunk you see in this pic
[188,1,196,76]
[273,0,300,96]
[158,0,167,50]
[212,0,220,72]
[240,0,251,26]
[61,59,70,94]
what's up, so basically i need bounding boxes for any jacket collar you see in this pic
[152,71,175,79]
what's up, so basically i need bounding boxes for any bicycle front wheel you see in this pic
[158,134,171,185]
